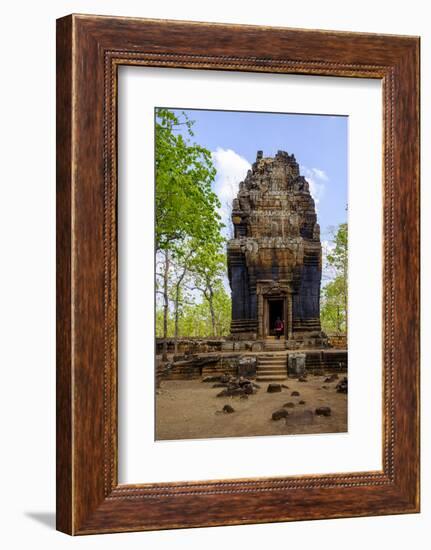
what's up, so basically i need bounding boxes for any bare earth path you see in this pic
[156,374,347,440]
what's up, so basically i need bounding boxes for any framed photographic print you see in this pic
[56,14,420,534]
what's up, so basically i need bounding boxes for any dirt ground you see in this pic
[156,373,347,440]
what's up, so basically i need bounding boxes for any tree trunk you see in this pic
[174,267,188,354]
[174,285,180,355]
[208,286,216,337]
[162,250,169,361]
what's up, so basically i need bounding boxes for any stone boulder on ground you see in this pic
[243,383,254,395]
[238,356,257,378]
[216,388,243,397]
[272,408,289,421]
[336,377,348,393]
[222,404,235,414]
[267,383,282,393]
[315,406,332,416]
[215,376,258,397]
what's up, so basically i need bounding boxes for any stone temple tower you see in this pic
[227,150,326,348]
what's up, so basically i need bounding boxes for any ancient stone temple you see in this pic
[227,150,326,348]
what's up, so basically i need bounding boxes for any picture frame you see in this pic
[56,14,420,535]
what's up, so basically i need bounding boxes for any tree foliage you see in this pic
[155,108,230,347]
[156,284,231,338]
[190,244,227,336]
[155,108,222,252]
[320,223,348,334]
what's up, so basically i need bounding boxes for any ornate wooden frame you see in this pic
[56,14,420,534]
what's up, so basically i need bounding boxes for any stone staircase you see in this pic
[264,337,287,351]
[256,354,288,382]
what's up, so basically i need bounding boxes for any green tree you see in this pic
[155,108,225,358]
[210,284,232,336]
[190,246,227,337]
[155,108,222,252]
[156,285,231,339]
[321,276,347,333]
[321,222,348,334]
[168,246,195,353]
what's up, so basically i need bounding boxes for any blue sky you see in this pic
[169,108,348,244]
[167,108,347,286]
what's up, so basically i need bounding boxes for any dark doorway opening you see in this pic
[268,299,285,337]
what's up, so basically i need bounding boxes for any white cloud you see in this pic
[311,167,328,181]
[211,148,251,235]
[300,165,329,209]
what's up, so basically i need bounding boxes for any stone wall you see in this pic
[327,333,348,349]
[158,351,347,382]
[155,338,224,356]
[160,355,256,381]
[305,350,347,372]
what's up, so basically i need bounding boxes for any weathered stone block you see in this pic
[237,356,257,378]
[288,353,306,377]
[267,383,282,393]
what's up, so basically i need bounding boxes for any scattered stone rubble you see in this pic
[324,373,339,383]
[237,356,258,378]
[315,406,332,416]
[336,376,348,393]
[204,374,260,398]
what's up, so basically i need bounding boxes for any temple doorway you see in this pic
[267,298,285,337]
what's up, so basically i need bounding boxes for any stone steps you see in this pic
[256,375,287,382]
[257,354,287,381]
[264,344,287,351]
[259,353,287,364]
[257,366,286,373]
[257,368,287,378]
